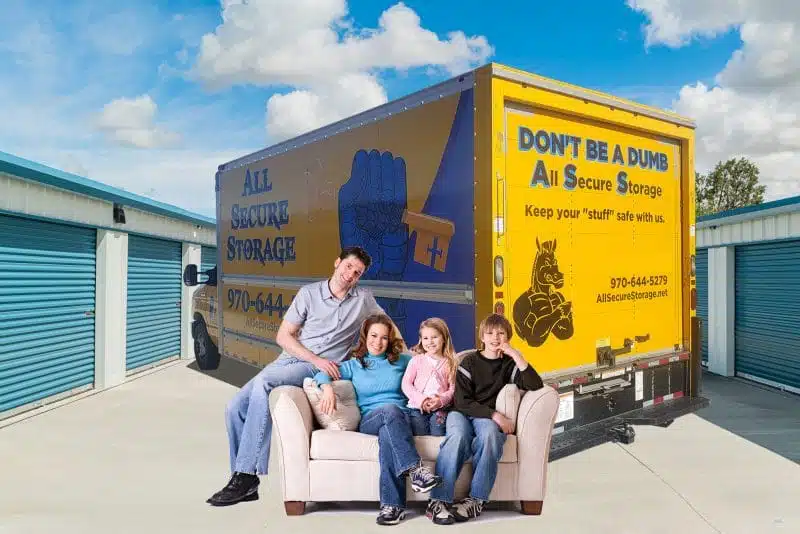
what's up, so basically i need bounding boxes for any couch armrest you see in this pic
[515,386,560,501]
[269,385,314,501]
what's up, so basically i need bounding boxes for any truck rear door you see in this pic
[501,100,685,376]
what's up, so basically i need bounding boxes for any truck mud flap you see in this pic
[549,395,709,462]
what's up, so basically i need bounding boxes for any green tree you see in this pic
[696,157,766,217]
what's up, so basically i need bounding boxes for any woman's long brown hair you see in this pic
[347,313,405,368]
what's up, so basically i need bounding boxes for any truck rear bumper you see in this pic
[549,395,710,462]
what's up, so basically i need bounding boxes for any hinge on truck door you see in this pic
[596,334,650,367]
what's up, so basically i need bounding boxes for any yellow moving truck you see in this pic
[184,63,708,459]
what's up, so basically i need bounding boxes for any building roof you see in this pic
[0,150,216,227]
[696,194,800,228]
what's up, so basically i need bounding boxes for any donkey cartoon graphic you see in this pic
[512,237,575,347]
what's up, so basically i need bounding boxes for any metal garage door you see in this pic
[695,248,709,365]
[734,239,800,393]
[0,214,96,416]
[201,246,216,273]
[126,234,182,371]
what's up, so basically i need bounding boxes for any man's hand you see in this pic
[491,411,515,434]
[314,357,340,380]
[320,385,337,415]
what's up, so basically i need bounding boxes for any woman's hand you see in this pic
[319,385,337,415]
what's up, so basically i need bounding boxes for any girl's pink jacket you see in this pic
[401,353,456,409]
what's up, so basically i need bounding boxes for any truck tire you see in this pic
[192,317,221,371]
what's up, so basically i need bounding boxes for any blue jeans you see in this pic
[408,409,448,437]
[430,410,507,503]
[359,404,421,508]
[225,357,318,475]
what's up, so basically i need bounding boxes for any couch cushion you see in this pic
[310,429,518,463]
[303,378,361,431]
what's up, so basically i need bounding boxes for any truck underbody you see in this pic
[546,317,709,461]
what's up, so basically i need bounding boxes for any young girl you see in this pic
[401,318,458,437]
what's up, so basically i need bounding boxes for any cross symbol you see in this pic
[427,236,443,268]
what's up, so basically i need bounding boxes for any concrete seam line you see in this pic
[616,444,723,533]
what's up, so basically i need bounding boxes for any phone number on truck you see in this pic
[227,288,291,317]
[610,275,668,289]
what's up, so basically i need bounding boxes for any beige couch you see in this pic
[267,354,561,517]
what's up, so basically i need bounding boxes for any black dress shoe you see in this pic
[207,472,260,506]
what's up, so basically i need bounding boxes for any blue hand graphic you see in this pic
[339,149,409,330]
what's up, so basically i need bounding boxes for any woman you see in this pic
[314,313,441,526]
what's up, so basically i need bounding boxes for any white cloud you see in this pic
[629,0,800,200]
[265,72,387,142]
[193,0,493,141]
[95,95,181,149]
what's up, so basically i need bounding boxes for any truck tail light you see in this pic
[690,288,697,310]
[690,254,696,277]
[494,255,504,286]
[495,301,505,315]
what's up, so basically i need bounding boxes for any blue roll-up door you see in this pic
[0,214,96,416]
[201,246,216,273]
[126,235,182,371]
[695,248,709,365]
[734,239,800,392]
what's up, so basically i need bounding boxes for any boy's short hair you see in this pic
[339,246,372,270]
[478,313,513,341]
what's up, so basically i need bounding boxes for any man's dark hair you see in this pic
[339,246,372,270]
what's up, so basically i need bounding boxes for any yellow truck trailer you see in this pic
[184,62,708,459]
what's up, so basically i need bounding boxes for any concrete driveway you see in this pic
[1,358,798,534]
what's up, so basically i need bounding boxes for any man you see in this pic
[207,246,384,506]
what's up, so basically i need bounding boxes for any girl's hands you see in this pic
[420,397,433,413]
[421,396,443,413]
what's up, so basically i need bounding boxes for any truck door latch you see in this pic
[596,334,650,367]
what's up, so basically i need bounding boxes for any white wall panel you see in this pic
[1,172,215,246]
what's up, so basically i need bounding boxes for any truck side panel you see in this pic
[216,80,479,363]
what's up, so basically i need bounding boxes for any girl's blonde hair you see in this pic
[411,317,458,384]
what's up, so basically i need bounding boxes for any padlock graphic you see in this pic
[402,210,455,272]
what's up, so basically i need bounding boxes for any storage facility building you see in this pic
[696,195,800,395]
[0,151,217,421]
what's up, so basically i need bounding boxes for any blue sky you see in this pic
[1,0,797,218]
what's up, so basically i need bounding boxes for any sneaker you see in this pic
[206,472,260,506]
[451,497,484,522]
[407,461,442,493]
[376,505,406,525]
[426,499,456,525]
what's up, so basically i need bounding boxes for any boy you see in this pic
[426,313,544,524]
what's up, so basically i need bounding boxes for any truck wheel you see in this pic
[193,318,221,371]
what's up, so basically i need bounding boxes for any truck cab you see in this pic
[183,264,221,370]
